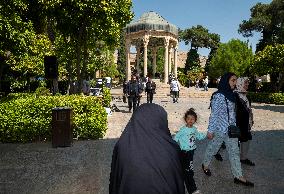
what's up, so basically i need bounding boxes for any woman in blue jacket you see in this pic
[202,72,254,187]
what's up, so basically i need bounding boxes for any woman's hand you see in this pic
[207,132,214,140]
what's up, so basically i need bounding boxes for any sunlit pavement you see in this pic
[0,92,283,194]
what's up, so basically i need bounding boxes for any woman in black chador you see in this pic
[109,103,185,194]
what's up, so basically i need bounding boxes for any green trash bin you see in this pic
[52,107,73,147]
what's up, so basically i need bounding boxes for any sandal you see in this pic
[202,164,211,176]
[234,178,254,187]
[240,159,255,166]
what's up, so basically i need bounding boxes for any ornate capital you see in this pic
[143,36,149,47]
[164,37,170,48]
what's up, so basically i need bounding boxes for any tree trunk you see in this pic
[277,73,284,92]
[66,60,74,95]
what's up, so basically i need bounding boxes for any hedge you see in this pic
[0,94,107,143]
[248,92,284,105]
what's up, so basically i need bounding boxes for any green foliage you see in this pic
[102,87,111,107]
[239,0,284,51]
[185,49,199,72]
[248,92,284,105]
[252,44,284,91]
[180,25,220,49]
[177,67,204,86]
[0,94,107,143]
[209,39,253,78]
[252,44,284,75]
[34,87,52,96]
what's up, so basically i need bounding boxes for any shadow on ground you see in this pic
[252,104,284,113]
[0,130,284,194]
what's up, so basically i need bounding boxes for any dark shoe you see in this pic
[234,178,254,187]
[202,164,211,176]
[214,153,223,161]
[221,142,226,149]
[240,159,255,166]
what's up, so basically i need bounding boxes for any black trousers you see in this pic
[128,95,137,111]
[181,150,197,194]
[147,92,154,103]
[172,91,179,102]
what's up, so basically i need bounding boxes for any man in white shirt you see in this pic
[170,78,180,103]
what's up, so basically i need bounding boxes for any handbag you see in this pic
[225,98,241,138]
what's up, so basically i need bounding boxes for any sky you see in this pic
[131,0,272,56]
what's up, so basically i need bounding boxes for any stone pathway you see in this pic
[0,90,284,194]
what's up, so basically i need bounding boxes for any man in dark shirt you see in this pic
[145,78,156,103]
[126,75,140,112]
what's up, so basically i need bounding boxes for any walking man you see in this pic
[126,75,140,112]
[145,78,156,103]
[170,78,180,103]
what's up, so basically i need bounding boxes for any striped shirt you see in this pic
[208,93,236,134]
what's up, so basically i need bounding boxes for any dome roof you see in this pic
[126,11,178,35]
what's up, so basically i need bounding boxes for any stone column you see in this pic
[174,43,178,78]
[136,46,140,74]
[143,36,149,77]
[168,45,172,76]
[164,37,170,83]
[152,47,157,77]
[125,39,131,81]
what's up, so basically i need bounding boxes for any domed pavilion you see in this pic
[125,11,179,83]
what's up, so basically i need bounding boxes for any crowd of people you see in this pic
[110,72,255,194]
[123,74,157,112]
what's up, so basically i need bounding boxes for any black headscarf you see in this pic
[214,72,237,102]
[109,103,185,194]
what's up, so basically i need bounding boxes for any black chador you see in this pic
[109,103,185,194]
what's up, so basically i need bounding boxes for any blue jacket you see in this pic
[174,125,206,151]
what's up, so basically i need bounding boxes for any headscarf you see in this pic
[215,72,237,102]
[235,77,253,127]
[109,103,185,194]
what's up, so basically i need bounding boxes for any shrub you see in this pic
[0,94,107,143]
[102,87,111,107]
[248,92,284,105]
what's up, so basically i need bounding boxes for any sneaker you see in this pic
[214,153,223,161]
[193,190,201,194]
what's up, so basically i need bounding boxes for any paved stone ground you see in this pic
[0,89,284,194]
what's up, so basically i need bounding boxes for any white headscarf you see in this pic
[235,77,253,128]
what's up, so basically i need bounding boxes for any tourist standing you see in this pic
[235,77,255,166]
[204,76,209,91]
[202,72,254,187]
[126,75,140,112]
[145,78,156,103]
[170,78,180,103]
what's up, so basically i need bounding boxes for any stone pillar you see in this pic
[136,47,140,74]
[125,40,131,81]
[152,47,157,77]
[143,36,149,77]
[174,43,178,78]
[168,46,172,76]
[164,37,170,83]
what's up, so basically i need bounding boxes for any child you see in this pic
[174,108,206,194]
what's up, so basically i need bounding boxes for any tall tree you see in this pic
[180,25,220,50]
[208,39,253,78]
[180,25,220,74]
[252,44,284,91]
[239,0,284,51]
[40,0,133,92]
